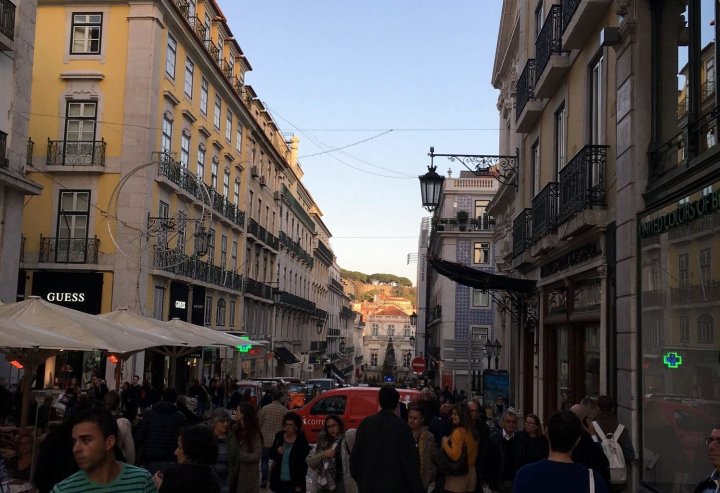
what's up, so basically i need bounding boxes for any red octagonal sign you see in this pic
[411,356,426,373]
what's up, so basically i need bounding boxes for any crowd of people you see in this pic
[3,374,720,493]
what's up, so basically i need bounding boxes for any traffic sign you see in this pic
[411,356,426,373]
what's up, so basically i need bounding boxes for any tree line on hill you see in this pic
[340,269,413,287]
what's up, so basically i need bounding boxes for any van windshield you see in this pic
[307,380,333,391]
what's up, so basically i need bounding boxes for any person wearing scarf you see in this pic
[307,415,345,493]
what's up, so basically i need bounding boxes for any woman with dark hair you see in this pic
[103,390,135,464]
[441,402,479,493]
[269,412,310,493]
[306,415,346,493]
[230,402,263,493]
[517,413,549,464]
[155,424,221,493]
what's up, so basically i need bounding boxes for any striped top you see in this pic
[50,463,157,493]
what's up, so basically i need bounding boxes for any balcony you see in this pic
[315,239,334,265]
[516,59,543,133]
[531,182,559,244]
[174,0,190,18]
[512,208,533,258]
[153,249,243,291]
[204,40,219,61]
[340,306,355,320]
[157,153,204,199]
[190,16,206,41]
[0,130,6,168]
[310,341,327,352]
[329,278,344,293]
[0,0,15,51]
[558,145,608,226]
[277,290,316,312]
[40,236,99,264]
[326,328,341,338]
[670,282,720,305]
[243,277,273,301]
[562,0,611,50]
[534,5,569,99]
[47,139,106,167]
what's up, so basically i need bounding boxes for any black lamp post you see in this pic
[418,164,445,212]
[485,338,502,370]
[194,226,211,257]
[409,312,418,327]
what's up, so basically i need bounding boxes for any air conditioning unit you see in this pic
[273,191,281,201]
[251,166,259,177]
[259,176,267,186]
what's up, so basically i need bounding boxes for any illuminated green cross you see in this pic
[663,351,682,369]
[236,335,252,353]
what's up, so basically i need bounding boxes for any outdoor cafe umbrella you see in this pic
[0,297,177,425]
[0,318,88,350]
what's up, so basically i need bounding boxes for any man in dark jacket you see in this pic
[592,395,635,492]
[485,409,529,493]
[694,424,720,493]
[136,387,187,474]
[350,386,424,493]
[570,403,611,486]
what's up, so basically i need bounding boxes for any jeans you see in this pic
[261,447,271,485]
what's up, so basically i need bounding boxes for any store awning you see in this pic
[274,346,300,364]
[428,256,536,292]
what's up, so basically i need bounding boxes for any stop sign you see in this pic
[411,357,426,373]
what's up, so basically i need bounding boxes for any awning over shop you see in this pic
[428,256,536,292]
[274,346,300,364]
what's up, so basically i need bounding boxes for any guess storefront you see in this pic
[639,181,720,490]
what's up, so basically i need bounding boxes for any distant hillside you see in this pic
[340,269,416,302]
[340,269,413,287]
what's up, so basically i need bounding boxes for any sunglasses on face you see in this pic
[705,437,720,446]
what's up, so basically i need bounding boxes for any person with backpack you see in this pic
[592,396,635,492]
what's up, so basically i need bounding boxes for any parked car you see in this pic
[296,387,421,443]
[287,384,308,409]
[234,380,264,408]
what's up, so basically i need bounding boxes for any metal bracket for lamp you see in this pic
[428,146,519,190]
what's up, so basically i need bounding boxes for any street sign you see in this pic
[444,340,487,351]
[411,356,426,373]
[442,360,484,371]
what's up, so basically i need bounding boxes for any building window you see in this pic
[404,327,411,337]
[403,352,412,368]
[471,289,490,308]
[236,126,243,153]
[231,240,238,271]
[166,34,177,78]
[70,13,102,54]
[700,248,712,286]
[187,0,196,18]
[680,316,690,343]
[370,351,378,366]
[388,326,395,338]
[204,296,213,325]
[532,139,540,196]
[233,180,240,206]
[698,314,714,344]
[153,286,165,320]
[211,158,218,189]
[161,115,173,154]
[207,228,215,262]
[216,299,226,326]
[158,201,169,247]
[229,299,236,327]
[471,326,489,342]
[473,242,490,264]
[197,147,205,180]
[534,0,544,40]
[57,191,90,243]
[220,234,227,269]
[474,200,489,220]
[678,253,689,288]
[555,103,566,179]
[184,58,194,97]
[371,324,379,337]
[590,58,604,145]
[200,78,209,115]
[214,96,221,129]
[180,133,190,168]
[223,170,230,197]
[176,212,186,254]
[226,112,232,142]
[65,102,97,161]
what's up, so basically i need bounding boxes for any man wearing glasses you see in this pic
[694,426,720,493]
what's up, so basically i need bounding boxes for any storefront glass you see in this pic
[640,180,720,491]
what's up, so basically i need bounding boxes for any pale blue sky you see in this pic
[220,1,503,285]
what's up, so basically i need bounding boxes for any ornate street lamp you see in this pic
[409,312,418,327]
[418,162,445,212]
[426,146,519,190]
[486,338,502,370]
[272,288,283,305]
[194,226,211,257]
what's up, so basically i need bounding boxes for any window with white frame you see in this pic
[223,170,230,197]
[220,234,227,269]
[158,201,169,248]
[184,58,194,98]
[64,102,97,162]
[187,0,196,19]
[555,103,567,179]
[698,314,714,344]
[153,286,165,320]
[203,13,211,42]
[197,147,205,180]
[700,247,712,285]
[534,1,544,40]
[176,212,186,254]
[200,78,209,115]
[231,240,238,271]
[214,96,221,129]
[70,13,102,54]
[370,351,378,366]
[471,289,490,308]
[161,115,173,154]
[404,327,411,337]
[233,180,240,206]
[229,299,235,327]
[471,325,489,342]
[166,34,177,78]
[473,242,490,264]
[236,126,243,153]
[591,57,604,146]
[57,191,90,245]
[204,296,213,325]
[404,352,412,368]
[532,139,541,195]
[207,227,215,262]
[226,112,233,142]
[371,324,379,337]
[180,133,190,168]
[211,158,218,189]
[388,325,395,337]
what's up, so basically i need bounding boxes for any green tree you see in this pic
[382,338,397,379]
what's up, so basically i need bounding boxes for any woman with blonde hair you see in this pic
[441,402,479,493]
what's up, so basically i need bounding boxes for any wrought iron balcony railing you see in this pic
[531,182,559,242]
[190,16,205,41]
[47,139,106,166]
[0,130,6,168]
[340,306,355,319]
[512,208,533,258]
[247,218,258,237]
[242,277,273,300]
[315,240,333,263]
[315,308,328,321]
[40,236,99,264]
[156,152,204,199]
[277,291,316,312]
[670,281,720,305]
[516,59,536,121]
[326,328,341,337]
[561,0,581,33]
[204,40,219,61]
[310,341,327,351]
[0,0,15,42]
[329,278,344,292]
[558,145,608,225]
[536,5,564,77]
[174,0,189,18]
[153,249,243,291]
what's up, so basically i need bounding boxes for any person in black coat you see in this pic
[569,404,611,486]
[269,412,310,493]
[32,420,79,493]
[349,386,424,493]
[136,388,188,474]
[485,409,529,493]
[156,424,221,493]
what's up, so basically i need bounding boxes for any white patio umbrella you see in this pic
[0,318,88,350]
[164,318,265,347]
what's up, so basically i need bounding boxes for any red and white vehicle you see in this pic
[295,386,421,443]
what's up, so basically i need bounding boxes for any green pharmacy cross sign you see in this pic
[663,351,683,369]
[236,336,252,353]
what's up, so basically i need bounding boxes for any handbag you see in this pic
[438,441,468,476]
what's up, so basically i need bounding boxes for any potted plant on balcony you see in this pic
[457,210,470,231]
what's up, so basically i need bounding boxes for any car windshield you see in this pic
[288,385,305,393]
[308,380,333,391]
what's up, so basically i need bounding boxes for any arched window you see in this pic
[697,314,714,344]
[216,298,226,326]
